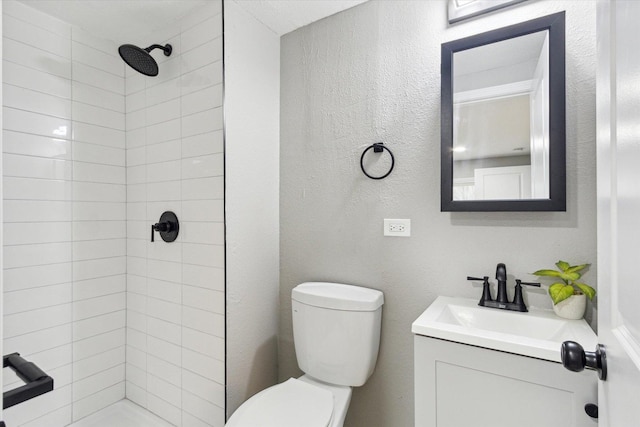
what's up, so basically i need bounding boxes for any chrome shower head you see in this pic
[118,43,172,77]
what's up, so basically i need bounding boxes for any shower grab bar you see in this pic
[3,353,54,409]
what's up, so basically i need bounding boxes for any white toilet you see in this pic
[226,282,384,427]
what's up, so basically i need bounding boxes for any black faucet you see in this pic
[467,263,541,312]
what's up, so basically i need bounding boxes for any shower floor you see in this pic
[70,400,173,427]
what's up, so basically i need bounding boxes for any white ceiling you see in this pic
[19,0,368,43]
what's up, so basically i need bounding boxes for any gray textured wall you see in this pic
[279,1,596,426]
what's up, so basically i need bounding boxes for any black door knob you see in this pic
[561,341,607,381]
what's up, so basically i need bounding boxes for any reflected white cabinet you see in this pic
[414,336,597,427]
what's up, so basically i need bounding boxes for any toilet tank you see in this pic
[292,282,384,387]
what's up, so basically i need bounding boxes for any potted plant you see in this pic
[533,261,596,320]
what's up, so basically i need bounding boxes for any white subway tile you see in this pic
[3,60,71,99]
[181,153,223,179]
[4,324,72,356]
[73,328,125,361]
[147,259,181,283]
[126,127,146,149]
[127,146,146,166]
[147,374,181,408]
[145,98,180,126]
[4,0,71,38]
[73,142,125,166]
[127,291,147,315]
[4,222,70,245]
[28,344,72,372]
[127,183,147,202]
[181,38,223,75]
[73,182,125,202]
[3,38,71,78]
[127,255,147,276]
[182,286,224,314]
[127,274,147,295]
[4,303,71,338]
[72,81,125,113]
[148,317,181,344]
[73,293,126,321]
[181,14,223,54]
[146,119,180,145]
[126,108,146,131]
[182,200,224,222]
[182,327,224,361]
[147,393,181,427]
[4,153,72,180]
[73,346,125,381]
[73,61,124,94]
[4,242,72,269]
[181,411,213,427]
[147,159,181,183]
[126,89,146,113]
[127,345,147,370]
[4,83,71,118]
[3,177,72,200]
[148,355,181,387]
[181,61,223,96]
[73,220,126,240]
[126,362,147,388]
[146,77,180,106]
[182,348,224,383]
[127,165,147,185]
[183,243,224,268]
[4,14,71,58]
[73,256,126,281]
[182,176,224,201]
[125,72,146,96]
[180,222,224,245]
[182,130,223,159]
[72,27,119,58]
[127,309,147,332]
[148,55,181,87]
[4,262,71,292]
[73,275,126,300]
[147,180,181,202]
[73,202,126,221]
[147,336,181,366]
[20,404,72,427]
[180,1,221,32]
[73,103,125,131]
[3,130,71,159]
[73,364,125,402]
[73,162,125,184]
[181,83,222,117]
[147,201,182,221]
[73,238,126,261]
[147,298,181,325]
[5,200,71,223]
[147,138,181,163]
[127,238,147,258]
[72,41,123,77]
[147,240,182,263]
[182,369,225,408]
[3,107,71,139]
[125,381,147,408]
[182,264,224,291]
[73,310,125,341]
[72,382,124,422]
[182,308,224,338]
[73,122,125,148]
[182,107,223,137]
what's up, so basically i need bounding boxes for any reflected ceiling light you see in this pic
[453,146,467,153]
[52,126,67,137]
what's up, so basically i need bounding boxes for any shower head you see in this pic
[118,43,172,77]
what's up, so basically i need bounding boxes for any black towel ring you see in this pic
[360,143,395,180]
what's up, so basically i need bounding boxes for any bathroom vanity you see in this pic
[413,297,598,427]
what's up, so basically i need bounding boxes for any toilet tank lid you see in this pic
[292,282,384,311]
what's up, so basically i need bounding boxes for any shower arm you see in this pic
[144,44,172,56]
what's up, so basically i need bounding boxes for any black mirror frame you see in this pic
[441,12,566,212]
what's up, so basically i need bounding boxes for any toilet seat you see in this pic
[226,378,334,427]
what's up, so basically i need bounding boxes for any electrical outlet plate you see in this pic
[384,219,411,237]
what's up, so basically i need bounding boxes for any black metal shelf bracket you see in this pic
[3,353,54,410]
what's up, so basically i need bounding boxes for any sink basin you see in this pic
[412,296,598,362]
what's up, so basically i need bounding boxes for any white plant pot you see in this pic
[552,293,587,320]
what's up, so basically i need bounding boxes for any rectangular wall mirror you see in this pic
[441,12,566,211]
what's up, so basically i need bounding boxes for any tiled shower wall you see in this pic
[123,2,225,426]
[2,1,126,425]
[2,1,225,426]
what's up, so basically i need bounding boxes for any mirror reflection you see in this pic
[452,30,549,201]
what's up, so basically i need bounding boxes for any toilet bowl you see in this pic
[225,375,351,427]
[226,282,384,427]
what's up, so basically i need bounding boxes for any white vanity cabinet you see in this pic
[414,335,598,427]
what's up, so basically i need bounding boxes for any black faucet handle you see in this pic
[467,276,489,281]
[516,279,541,287]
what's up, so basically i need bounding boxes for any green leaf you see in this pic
[566,263,590,274]
[559,271,581,282]
[574,282,596,300]
[533,269,563,278]
[555,261,570,272]
[549,283,575,304]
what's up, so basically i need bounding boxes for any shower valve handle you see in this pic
[150,211,179,243]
